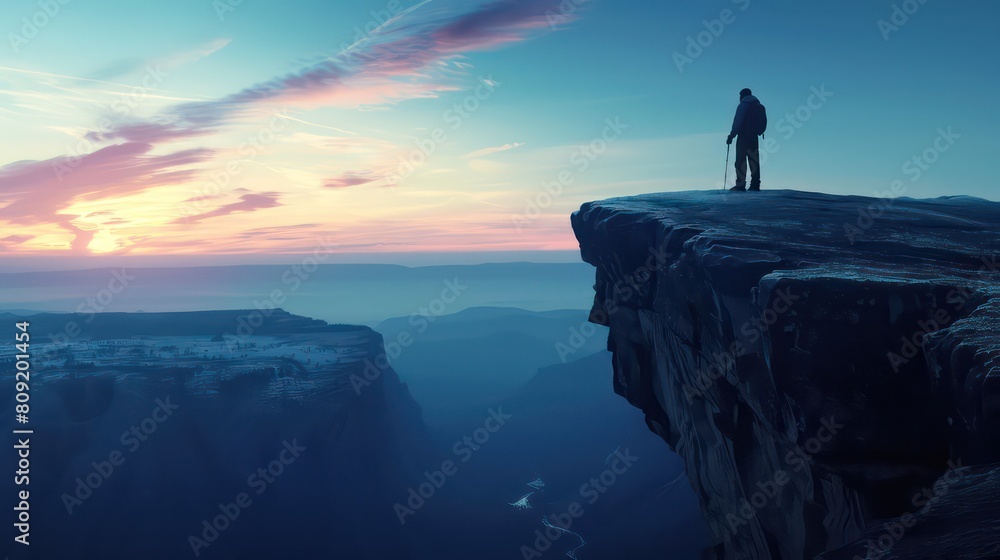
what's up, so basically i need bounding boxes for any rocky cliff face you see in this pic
[571,190,1000,559]
[0,310,432,559]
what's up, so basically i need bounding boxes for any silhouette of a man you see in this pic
[727,88,762,192]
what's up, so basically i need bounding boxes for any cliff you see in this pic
[0,310,432,559]
[571,190,1000,559]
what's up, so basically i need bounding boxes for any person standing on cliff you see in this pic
[726,88,767,192]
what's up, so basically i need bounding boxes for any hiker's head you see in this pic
[739,88,752,100]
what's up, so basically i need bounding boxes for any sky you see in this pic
[0,0,996,267]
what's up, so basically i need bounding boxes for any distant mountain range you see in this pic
[0,262,596,325]
[375,306,608,431]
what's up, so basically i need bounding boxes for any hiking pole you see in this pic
[723,143,730,190]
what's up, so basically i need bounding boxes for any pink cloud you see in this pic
[85,120,215,144]
[150,0,583,130]
[431,0,572,51]
[0,142,213,252]
[0,0,589,255]
[1,234,32,245]
[173,192,281,224]
[324,176,376,188]
[274,77,462,108]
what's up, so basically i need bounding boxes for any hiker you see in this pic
[726,88,766,192]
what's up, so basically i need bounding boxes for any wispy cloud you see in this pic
[1,234,32,245]
[148,0,584,131]
[0,0,588,255]
[0,142,213,252]
[324,175,377,188]
[173,192,281,224]
[464,142,525,158]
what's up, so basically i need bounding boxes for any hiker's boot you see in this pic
[748,184,761,192]
[730,183,747,192]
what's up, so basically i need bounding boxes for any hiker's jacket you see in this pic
[730,95,761,137]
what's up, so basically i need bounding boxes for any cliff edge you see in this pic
[571,189,1000,559]
[0,310,432,559]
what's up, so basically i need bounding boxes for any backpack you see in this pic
[746,103,767,136]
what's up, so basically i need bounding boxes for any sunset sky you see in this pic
[0,0,996,265]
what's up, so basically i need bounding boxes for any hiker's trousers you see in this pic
[735,134,760,188]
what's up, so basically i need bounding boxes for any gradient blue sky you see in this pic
[0,0,996,266]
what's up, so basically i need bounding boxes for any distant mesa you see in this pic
[1,307,429,558]
[0,308,370,343]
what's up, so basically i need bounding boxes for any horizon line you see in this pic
[0,250,585,274]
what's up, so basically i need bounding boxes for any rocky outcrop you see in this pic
[0,310,432,559]
[571,190,1000,559]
